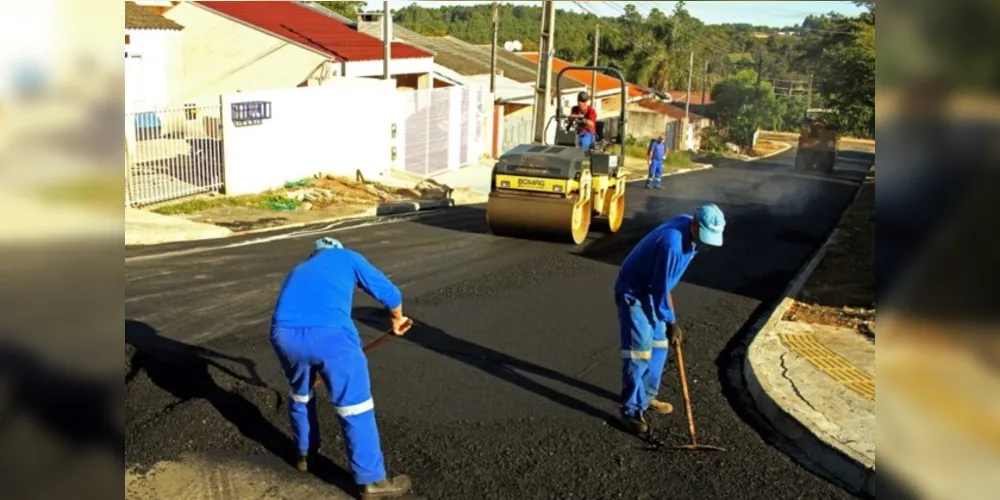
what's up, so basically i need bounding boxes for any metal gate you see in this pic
[125,104,225,207]
[664,120,679,151]
[402,87,454,177]
[502,114,533,154]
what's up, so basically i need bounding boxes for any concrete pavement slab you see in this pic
[126,207,233,246]
[744,168,876,498]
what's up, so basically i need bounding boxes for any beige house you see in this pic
[161,1,435,105]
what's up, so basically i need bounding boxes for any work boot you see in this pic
[361,474,412,499]
[648,398,674,415]
[295,454,308,473]
[620,414,649,435]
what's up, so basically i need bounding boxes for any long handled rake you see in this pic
[642,340,727,452]
[664,340,727,452]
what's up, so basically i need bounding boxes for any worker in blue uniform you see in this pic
[646,133,668,189]
[270,237,413,499]
[613,204,727,434]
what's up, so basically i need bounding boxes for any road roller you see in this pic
[487,66,629,245]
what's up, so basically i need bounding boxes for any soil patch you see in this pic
[151,175,454,233]
[784,173,875,337]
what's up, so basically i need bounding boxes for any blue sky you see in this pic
[369,1,865,27]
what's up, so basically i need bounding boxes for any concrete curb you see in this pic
[744,141,794,162]
[742,166,875,498]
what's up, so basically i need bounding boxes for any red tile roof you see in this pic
[196,2,432,62]
[639,99,704,121]
[667,90,714,106]
[519,53,649,100]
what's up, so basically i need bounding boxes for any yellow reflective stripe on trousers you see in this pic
[290,391,315,404]
[335,398,375,417]
[621,349,653,360]
[651,340,670,349]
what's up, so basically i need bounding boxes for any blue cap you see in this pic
[314,237,344,251]
[695,204,725,247]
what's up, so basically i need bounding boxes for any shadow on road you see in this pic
[574,158,869,302]
[124,320,356,493]
[0,338,122,461]
[352,307,625,427]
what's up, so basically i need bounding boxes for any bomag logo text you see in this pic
[517,178,547,188]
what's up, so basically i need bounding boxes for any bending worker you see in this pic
[569,91,598,149]
[270,237,413,499]
[646,133,668,189]
[613,204,727,434]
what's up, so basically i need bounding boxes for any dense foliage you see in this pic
[389,1,875,139]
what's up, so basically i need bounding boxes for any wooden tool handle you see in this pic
[674,343,698,445]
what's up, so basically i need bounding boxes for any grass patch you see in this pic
[152,192,300,215]
[624,144,694,167]
[784,177,876,334]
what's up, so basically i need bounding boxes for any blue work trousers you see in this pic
[579,131,595,149]
[616,291,671,418]
[270,326,386,485]
[646,160,663,188]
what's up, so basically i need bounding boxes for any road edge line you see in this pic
[742,164,875,498]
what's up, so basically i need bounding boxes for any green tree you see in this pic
[316,1,367,19]
[711,70,781,147]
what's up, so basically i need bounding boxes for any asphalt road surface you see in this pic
[125,149,873,500]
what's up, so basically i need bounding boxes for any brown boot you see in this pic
[621,414,649,435]
[295,455,308,473]
[649,398,674,415]
[361,474,412,499]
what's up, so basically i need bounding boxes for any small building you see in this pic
[125,1,185,113]
[162,1,435,104]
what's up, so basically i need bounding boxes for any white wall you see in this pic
[220,78,399,196]
[124,29,182,112]
[344,57,434,78]
[165,2,331,105]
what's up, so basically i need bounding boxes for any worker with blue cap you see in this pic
[270,236,414,499]
[613,204,726,435]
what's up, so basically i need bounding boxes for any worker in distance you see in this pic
[270,236,414,499]
[613,204,727,434]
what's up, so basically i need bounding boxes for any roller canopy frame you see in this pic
[555,65,629,160]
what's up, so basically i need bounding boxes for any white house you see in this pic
[125,1,184,113]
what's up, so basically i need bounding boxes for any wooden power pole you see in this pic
[490,1,498,94]
[701,60,709,119]
[532,0,557,144]
[591,24,600,96]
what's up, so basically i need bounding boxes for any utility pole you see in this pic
[591,24,600,96]
[751,48,764,150]
[680,46,694,150]
[700,60,709,119]
[490,1,498,94]
[532,0,556,144]
[805,73,814,117]
[382,1,392,80]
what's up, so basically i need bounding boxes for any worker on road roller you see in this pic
[486,65,630,245]
[270,237,414,499]
[614,204,727,435]
[569,91,598,149]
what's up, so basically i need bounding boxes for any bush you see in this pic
[700,126,728,154]
[665,150,692,166]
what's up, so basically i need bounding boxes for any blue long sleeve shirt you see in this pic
[272,248,402,330]
[615,215,697,323]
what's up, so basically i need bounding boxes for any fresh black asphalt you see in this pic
[125,149,873,500]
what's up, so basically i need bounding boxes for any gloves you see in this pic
[667,322,684,346]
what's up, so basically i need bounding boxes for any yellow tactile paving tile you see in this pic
[778,332,876,401]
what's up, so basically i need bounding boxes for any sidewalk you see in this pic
[126,207,232,246]
[745,170,876,497]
